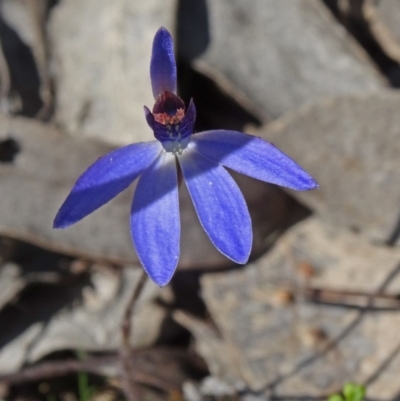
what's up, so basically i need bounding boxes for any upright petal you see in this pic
[192,130,318,190]
[151,27,177,99]
[54,141,162,228]
[131,152,180,286]
[179,150,252,264]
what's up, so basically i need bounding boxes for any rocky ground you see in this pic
[0,0,400,400]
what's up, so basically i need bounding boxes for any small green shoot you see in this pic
[329,394,345,401]
[77,351,96,401]
[328,383,366,401]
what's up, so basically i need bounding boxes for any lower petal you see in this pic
[179,151,252,264]
[131,152,180,286]
[54,141,162,228]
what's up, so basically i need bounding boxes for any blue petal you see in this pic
[131,152,180,286]
[54,141,162,228]
[144,106,154,130]
[151,27,177,99]
[192,130,318,190]
[179,150,252,264]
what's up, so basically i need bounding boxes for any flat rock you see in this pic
[190,0,385,120]
[0,264,24,310]
[0,266,168,374]
[49,0,177,146]
[199,218,400,398]
[0,116,306,269]
[0,0,51,116]
[249,90,400,245]
[0,116,136,264]
[367,0,400,63]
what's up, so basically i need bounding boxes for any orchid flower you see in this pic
[54,27,318,287]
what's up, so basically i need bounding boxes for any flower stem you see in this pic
[120,269,148,401]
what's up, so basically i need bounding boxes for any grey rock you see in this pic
[49,0,177,146]
[174,310,244,386]
[366,0,400,64]
[200,376,238,398]
[249,90,400,245]
[191,0,385,120]
[0,263,24,309]
[0,115,137,264]
[0,266,169,374]
[240,396,268,401]
[182,381,203,401]
[0,0,51,116]
[183,377,267,401]
[374,0,400,41]
[0,324,43,376]
[200,218,400,397]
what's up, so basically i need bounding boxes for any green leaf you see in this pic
[329,394,344,401]
[343,383,366,401]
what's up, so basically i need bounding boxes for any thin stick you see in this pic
[0,356,178,393]
[121,270,148,347]
[120,270,148,401]
[298,286,400,308]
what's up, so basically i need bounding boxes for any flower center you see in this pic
[152,91,190,156]
[153,91,185,125]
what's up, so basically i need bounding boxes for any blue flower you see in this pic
[54,27,318,287]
